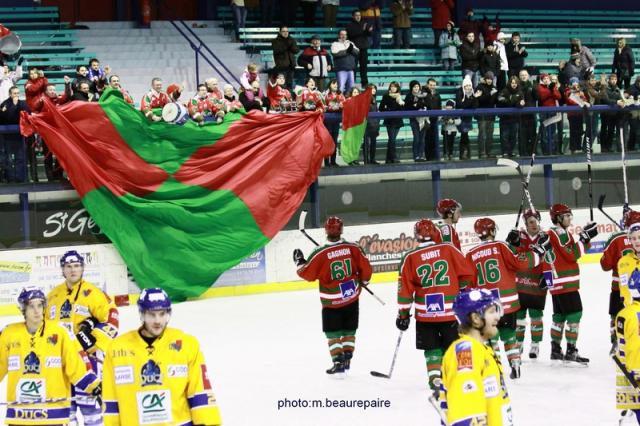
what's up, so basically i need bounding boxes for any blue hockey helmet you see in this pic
[137,288,172,313]
[17,286,46,311]
[453,288,502,326]
[60,250,85,267]
[627,269,640,300]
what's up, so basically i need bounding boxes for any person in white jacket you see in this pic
[494,32,509,90]
[0,58,23,104]
[331,30,359,94]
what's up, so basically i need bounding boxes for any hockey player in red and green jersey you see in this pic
[294,216,373,378]
[507,209,549,360]
[436,198,462,250]
[396,219,475,396]
[466,218,550,379]
[601,210,640,354]
[546,203,598,364]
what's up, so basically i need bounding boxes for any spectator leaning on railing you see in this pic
[0,85,29,183]
[613,38,634,91]
[298,34,333,92]
[404,79,427,163]
[87,58,110,99]
[563,76,589,155]
[474,71,498,159]
[24,67,48,112]
[600,73,627,153]
[364,83,380,164]
[497,75,525,158]
[423,78,442,160]
[455,75,478,160]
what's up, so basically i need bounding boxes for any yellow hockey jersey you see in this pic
[47,279,119,356]
[615,300,640,409]
[442,335,513,426]
[0,320,99,425]
[618,252,640,308]
[102,327,222,426]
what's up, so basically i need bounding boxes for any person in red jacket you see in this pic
[458,7,482,48]
[430,0,454,48]
[564,76,591,154]
[437,198,462,250]
[600,209,640,355]
[537,73,562,155]
[294,217,372,378]
[466,218,549,379]
[396,218,475,397]
[24,67,48,112]
[546,204,598,364]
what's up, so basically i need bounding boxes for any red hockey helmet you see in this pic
[549,203,572,224]
[324,216,344,238]
[523,208,541,222]
[414,219,441,242]
[624,210,640,229]
[474,218,496,238]
[437,198,462,218]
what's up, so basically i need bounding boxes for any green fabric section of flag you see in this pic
[340,120,367,164]
[83,179,269,301]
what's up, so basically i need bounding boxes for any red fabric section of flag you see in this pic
[341,87,372,130]
[173,110,334,239]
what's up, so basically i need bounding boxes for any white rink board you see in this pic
[0,262,621,425]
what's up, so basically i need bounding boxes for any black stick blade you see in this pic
[370,371,391,379]
[598,194,606,210]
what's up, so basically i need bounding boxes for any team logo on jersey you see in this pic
[83,289,92,297]
[8,355,20,371]
[49,305,56,320]
[60,299,72,320]
[542,271,554,289]
[47,334,58,346]
[141,360,163,386]
[483,375,499,397]
[23,351,41,374]
[169,340,182,352]
[425,293,445,316]
[16,378,46,403]
[136,390,172,424]
[339,280,357,299]
[455,341,473,371]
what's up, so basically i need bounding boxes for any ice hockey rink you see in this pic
[0,262,621,425]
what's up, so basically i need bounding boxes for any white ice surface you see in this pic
[0,263,621,425]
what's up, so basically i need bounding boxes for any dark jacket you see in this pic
[561,60,582,84]
[366,97,380,135]
[479,51,500,77]
[520,80,537,107]
[460,40,481,71]
[0,98,30,124]
[613,45,635,78]
[346,20,372,50]
[497,84,524,121]
[331,40,359,71]
[239,90,267,112]
[272,34,299,70]
[505,40,528,72]
[423,88,442,112]
[298,46,333,78]
[475,82,498,120]
[379,93,404,127]
[71,91,91,102]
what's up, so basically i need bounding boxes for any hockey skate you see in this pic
[343,352,352,372]
[429,377,442,400]
[550,341,564,362]
[509,359,521,379]
[564,344,589,366]
[529,342,539,359]
[326,356,346,378]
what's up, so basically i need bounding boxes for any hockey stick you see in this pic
[620,127,630,215]
[428,394,448,425]
[612,355,640,389]
[371,330,403,379]
[513,132,540,228]
[298,210,385,305]
[598,194,623,231]
[585,134,594,221]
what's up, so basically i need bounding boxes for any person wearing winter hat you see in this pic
[494,32,509,90]
[474,71,498,158]
[455,75,478,159]
[441,99,461,161]
[439,21,460,74]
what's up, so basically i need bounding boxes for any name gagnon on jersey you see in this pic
[327,248,351,259]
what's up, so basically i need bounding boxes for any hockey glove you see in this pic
[78,317,99,332]
[396,313,410,331]
[17,56,25,66]
[538,275,548,290]
[76,329,97,352]
[531,233,551,256]
[506,228,520,247]
[91,383,102,406]
[579,221,598,244]
[292,249,306,267]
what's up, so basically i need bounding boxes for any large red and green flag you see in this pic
[339,87,372,164]
[21,89,333,301]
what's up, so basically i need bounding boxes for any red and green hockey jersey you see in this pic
[297,240,373,309]
[546,226,589,295]
[600,231,633,292]
[515,231,547,297]
[466,240,540,314]
[398,242,475,323]
[438,223,462,251]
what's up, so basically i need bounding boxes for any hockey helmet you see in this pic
[414,219,441,243]
[138,288,172,313]
[17,286,46,311]
[474,218,497,238]
[437,199,462,219]
[549,204,572,224]
[60,250,85,267]
[453,288,503,326]
[324,216,344,238]
[626,269,640,299]
[523,208,541,222]
[624,210,640,229]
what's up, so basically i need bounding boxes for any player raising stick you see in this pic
[396,219,475,397]
[601,210,640,355]
[466,218,550,379]
[440,288,514,426]
[294,216,373,378]
[508,209,549,360]
[546,204,598,364]
[437,198,462,250]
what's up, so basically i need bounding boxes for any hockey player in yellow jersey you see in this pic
[616,222,640,423]
[102,288,222,426]
[0,286,100,425]
[441,288,514,426]
[47,250,119,426]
